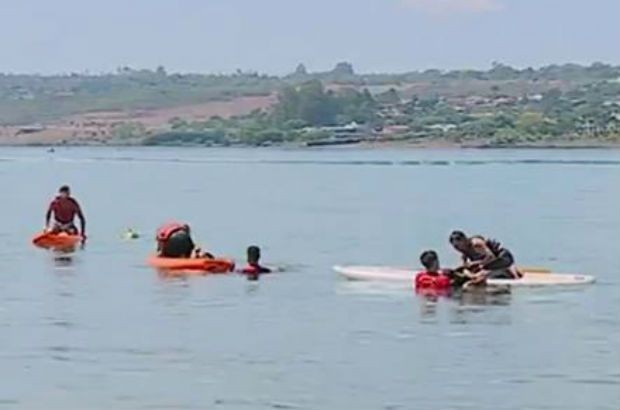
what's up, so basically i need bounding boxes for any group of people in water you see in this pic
[44,185,519,287]
[44,185,271,278]
[415,231,521,294]
[154,221,271,276]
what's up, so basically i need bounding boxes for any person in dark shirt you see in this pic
[449,230,522,281]
[240,246,271,280]
[45,185,86,237]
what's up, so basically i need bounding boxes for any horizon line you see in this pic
[1,60,619,78]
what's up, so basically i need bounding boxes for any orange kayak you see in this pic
[32,231,83,250]
[147,255,235,274]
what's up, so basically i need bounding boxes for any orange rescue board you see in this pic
[147,255,235,274]
[32,231,83,250]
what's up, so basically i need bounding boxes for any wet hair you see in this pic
[247,245,261,263]
[449,230,467,244]
[420,250,438,270]
[59,185,70,193]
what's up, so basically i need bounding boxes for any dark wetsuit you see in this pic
[462,237,519,279]
[161,230,195,258]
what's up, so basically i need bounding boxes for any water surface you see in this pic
[1,147,619,410]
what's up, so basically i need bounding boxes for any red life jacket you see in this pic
[156,222,188,242]
[414,271,452,290]
[241,263,271,275]
[242,264,259,275]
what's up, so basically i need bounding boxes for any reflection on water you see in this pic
[456,288,512,307]
[415,288,512,323]
[53,254,75,268]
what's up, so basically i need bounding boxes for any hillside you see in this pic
[1,62,619,146]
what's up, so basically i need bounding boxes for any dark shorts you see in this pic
[484,249,515,271]
[161,231,194,258]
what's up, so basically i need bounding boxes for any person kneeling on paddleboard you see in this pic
[240,246,271,280]
[156,222,213,259]
[449,230,522,282]
[45,185,86,237]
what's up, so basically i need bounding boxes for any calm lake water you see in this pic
[1,146,619,410]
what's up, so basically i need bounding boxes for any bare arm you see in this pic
[45,203,53,228]
[76,204,86,236]
[471,238,495,265]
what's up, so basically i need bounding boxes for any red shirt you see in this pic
[48,196,82,224]
[414,271,452,290]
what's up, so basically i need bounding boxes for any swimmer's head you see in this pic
[420,250,440,272]
[59,185,71,198]
[247,245,261,264]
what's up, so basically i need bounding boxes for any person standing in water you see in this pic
[240,246,272,280]
[45,185,86,237]
[414,250,453,291]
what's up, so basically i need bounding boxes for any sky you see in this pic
[0,0,618,74]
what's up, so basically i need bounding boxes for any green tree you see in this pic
[169,117,189,130]
[295,63,308,76]
[113,122,146,139]
[297,81,338,125]
[332,62,355,76]
[272,80,338,126]
[516,112,546,134]
[335,87,378,124]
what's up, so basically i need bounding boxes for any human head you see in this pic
[59,185,71,198]
[247,245,261,264]
[420,250,440,272]
[449,230,469,252]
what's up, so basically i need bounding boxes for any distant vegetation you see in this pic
[0,66,279,125]
[2,62,620,146]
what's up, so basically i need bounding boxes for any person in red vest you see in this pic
[45,185,86,237]
[156,222,212,258]
[415,249,511,297]
[414,250,454,292]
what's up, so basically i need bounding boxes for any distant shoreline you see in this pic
[1,139,619,150]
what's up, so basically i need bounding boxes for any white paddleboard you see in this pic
[333,265,595,287]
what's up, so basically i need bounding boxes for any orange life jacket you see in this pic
[156,222,188,242]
